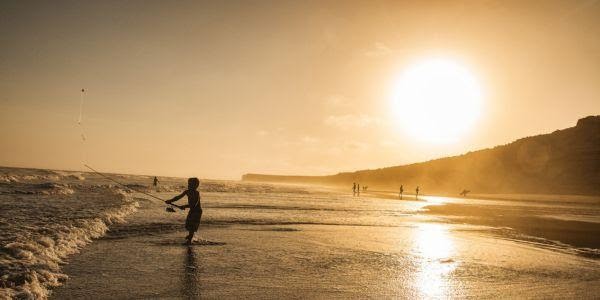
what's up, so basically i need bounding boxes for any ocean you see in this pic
[1,167,599,299]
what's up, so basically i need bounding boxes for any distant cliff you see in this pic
[243,116,600,195]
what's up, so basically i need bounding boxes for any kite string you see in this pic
[78,89,87,163]
[78,89,83,124]
[77,89,174,207]
[83,164,170,203]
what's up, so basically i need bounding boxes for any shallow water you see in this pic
[0,167,141,299]
[2,167,600,299]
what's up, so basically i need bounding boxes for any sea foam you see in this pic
[0,169,139,299]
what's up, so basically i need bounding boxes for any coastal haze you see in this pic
[1,1,600,299]
[243,116,600,195]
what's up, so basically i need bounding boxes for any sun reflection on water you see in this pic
[412,223,458,298]
[421,195,448,204]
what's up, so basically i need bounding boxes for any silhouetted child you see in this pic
[165,178,202,245]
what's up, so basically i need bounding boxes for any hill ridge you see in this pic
[243,115,600,195]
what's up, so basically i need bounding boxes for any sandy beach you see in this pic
[51,185,600,299]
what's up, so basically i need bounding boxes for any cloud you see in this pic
[256,127,285,137]
[273,134,320,149]
[324,141,370,156]
[301,135,319,144]
[364,42,392,58]
[256,130,269,136]
[324,114,381,130]
[325,94,349,106]
[343,141,369,151]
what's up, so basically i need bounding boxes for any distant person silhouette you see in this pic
[415,186,420,200]
[353,182,357,196]
[153,176,159,190]
[357,184,360,196]
[165,178,202,245]
[399,185,404,200]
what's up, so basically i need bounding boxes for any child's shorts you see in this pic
[185,209,202,232]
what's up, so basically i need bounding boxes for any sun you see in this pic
[391,58,483,143]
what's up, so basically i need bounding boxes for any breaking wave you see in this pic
[0,186,138,299]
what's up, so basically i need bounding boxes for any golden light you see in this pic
[391,58,483,143]
[412,223,458,298]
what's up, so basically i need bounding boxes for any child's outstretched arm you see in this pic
[165,190,187,205]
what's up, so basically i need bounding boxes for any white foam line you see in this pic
[0,193,139,299]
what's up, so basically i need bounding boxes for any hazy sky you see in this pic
[1,0,599,179]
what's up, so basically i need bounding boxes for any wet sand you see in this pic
[425,202,600,251]
[52,191,600,299]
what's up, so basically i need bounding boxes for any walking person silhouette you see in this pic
[153,176,159,191]
[399,185,404,200]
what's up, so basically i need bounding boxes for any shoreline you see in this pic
[49,189,600,299]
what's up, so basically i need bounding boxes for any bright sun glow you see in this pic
[392,58,483,143]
